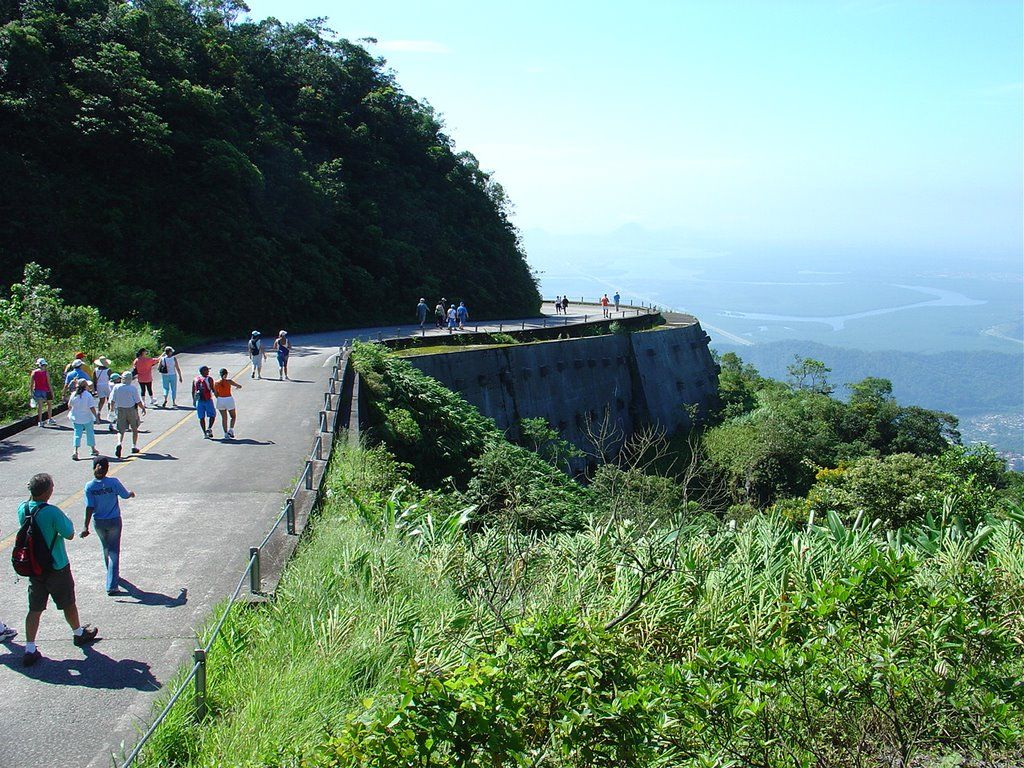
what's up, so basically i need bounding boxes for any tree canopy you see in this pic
[0,0,540,334]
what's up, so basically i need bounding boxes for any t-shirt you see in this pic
[30,369,51,392]
[17,500,73,571]
[134,356,157,384]
[110,382,143,409]
[64,368,90,388]
[84,477,131,521]
[457,305,468,319]
[68,390,96,423]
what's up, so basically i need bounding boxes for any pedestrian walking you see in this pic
[555,295,562,314]
[110,372,146,458]
[561,296,569,313]
[92,357,113,422]
[132,347,158,406]
[29,358,56,427]
[192,366,216,438]
[601,293,611,318]
[456,301,469,330]
[417,298,429,328]
[157,346,182,407]
[68,379,99,461]
[446,304,457,333]
[18,472,99,666]
[273,330,291,380]
[81,457,135,595]
[106,372,121,432]
[62,358,91,400]
[434,300,445,328]
[613,291,620,311]
[248,331,265,379]
[213,368,242,438]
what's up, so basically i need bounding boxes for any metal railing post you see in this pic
[249,547,261,594]
[315,435,323,461]
[305,460,313,490]
[319,410,327,433]
[286,498,296,535]
[324,391,332,411]
[194,649,207,721]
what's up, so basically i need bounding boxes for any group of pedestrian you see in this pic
[247,330,290,380]
[554,296,571,314]
[423,298,470,332]
[2,467,132,665]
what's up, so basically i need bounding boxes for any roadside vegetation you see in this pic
[0,263,163,422]
[136,341,1024,767]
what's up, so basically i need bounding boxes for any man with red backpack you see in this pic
[14,473,99,666]
[193,365,217,439]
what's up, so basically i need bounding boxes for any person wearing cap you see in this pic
[213,367,243,438]
[248,331,266,379]
[92,356,113,422]
[157,346,183,407]
[456,301,469,330]
[82,457,135,595]
[434,300,445,328]
[63,352,92,378]
[68,379,100,461]
[62,358,92,401]
[110,371,146,458]
[192,365,216,438]
[29,358,56,427]
[106,371,122,432]
[416,298,429,329]
[19,472,100,666]
[272,330,291,380]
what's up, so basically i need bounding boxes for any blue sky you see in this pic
[244,0,1022,254]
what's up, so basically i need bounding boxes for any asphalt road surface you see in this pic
[0,304,611,768]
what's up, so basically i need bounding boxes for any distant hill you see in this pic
[712,341,1023,415]
[0,2,540,334]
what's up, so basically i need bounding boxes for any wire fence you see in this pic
[119,343,352,768]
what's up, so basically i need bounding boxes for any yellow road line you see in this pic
[1,362,249,551]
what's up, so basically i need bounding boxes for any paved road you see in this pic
[0,304,615,768]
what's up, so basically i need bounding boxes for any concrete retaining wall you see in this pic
[407,321,719,452]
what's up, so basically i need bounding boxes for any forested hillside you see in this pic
[0,0,540,334]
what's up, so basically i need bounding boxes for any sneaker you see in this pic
[72,453,79,461]
[23,649,41,666]
[73,626,99,647]
[131,446,140,454]
[46,418,56,426]
[205,430,212,439]
[227,429,235,438]
[38,420,45,428]
[114,444,122,458]
[0,626,16,642]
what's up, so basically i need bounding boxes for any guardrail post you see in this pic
[315,435,323,461]
[249,547,261,594]
[305,460,313,490]
[499,323,503,332]
[194,648,207,720]
[286,498,296,535]
[324,391,332,411]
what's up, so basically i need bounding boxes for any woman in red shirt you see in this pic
[29,358,55,426]
[132,347,158,407]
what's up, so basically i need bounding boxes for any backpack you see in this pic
[248,339,260,356]
[192,375,210,403]
[11,504,59,577]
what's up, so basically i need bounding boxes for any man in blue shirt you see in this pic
[613,291,620,311]
[456,301,469,330]
[82,457,136,595]
[416,298,429,328]
[62,359,91,399]
[18,472,99,666]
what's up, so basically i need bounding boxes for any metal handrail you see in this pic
[120,346,350,768]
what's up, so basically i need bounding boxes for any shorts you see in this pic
[32,389,51,402]
[251,355,263,370]
[196,399,216,419]
[276,351,289,366]
[96,384,111,398]
[216,396,236,411]
[116,406,140,432]
[28,565,76,612]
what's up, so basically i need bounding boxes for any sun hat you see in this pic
[94,357,111,367]
[251,330,260,337]
[164,346,174,354]
[72,359,83,367]
[279,330,287,337]
[36,358,47,367]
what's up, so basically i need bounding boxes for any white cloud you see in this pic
[376,39,451,54]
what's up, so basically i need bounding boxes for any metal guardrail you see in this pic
[120,342,353,768]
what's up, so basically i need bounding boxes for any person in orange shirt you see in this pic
[132,347,158,407]
[212,368,243,439]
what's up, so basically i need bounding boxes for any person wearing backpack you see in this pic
[15,472,99,666]
[248,331,265,379]
[157,346,183,408]
[193,365,216,438]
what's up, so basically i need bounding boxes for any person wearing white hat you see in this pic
[157,346,182,407]
[272,330,291,380]
[92,357,113,422]
[29,358,56,427]
[110,372,146,458]
[248,331,265,380]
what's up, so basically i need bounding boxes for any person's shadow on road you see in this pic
[134,452,178,461]
[0,644,160,691]
[0,443,34,461]
[216,438,274,446]
[117,580,188,608]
